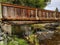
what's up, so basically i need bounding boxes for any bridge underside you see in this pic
[3,20,60,25]
[2,18,60,21]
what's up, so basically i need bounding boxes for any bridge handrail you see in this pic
[0,2,60,21]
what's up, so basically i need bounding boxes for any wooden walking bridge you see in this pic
[0,2,60,25]
[0,3,60,45]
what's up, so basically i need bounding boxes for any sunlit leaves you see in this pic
[0,0,48,8]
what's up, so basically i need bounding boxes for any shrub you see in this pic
[8,37,29,45]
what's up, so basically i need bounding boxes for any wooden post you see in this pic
[36,9,39,20]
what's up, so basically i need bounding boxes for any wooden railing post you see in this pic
[36,9,39,20]
[54,12,57,19]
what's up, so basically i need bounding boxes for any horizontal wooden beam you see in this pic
[0,17,60,21]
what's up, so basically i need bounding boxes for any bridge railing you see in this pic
[1,3,60,21]
[2,3,36,20]
[37,9,60,20]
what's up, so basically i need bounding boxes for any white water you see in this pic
[45,0,60,11]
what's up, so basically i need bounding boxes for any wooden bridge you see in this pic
[0,2,60,24]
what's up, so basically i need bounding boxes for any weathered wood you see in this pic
[0,2,60,23]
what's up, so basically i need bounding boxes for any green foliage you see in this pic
[8,37,29,45]
[31,24,45,29]
[0,0,48,8]
[0,0,6,2]
[12,0,47,8]
[0,41,4,45]
[55,8,59,12]
[17,39,29,45]
[28,34,39,45]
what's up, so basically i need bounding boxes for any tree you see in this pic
[0,0,48,8]
[11,0,48,8]
[55,8,59,12]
